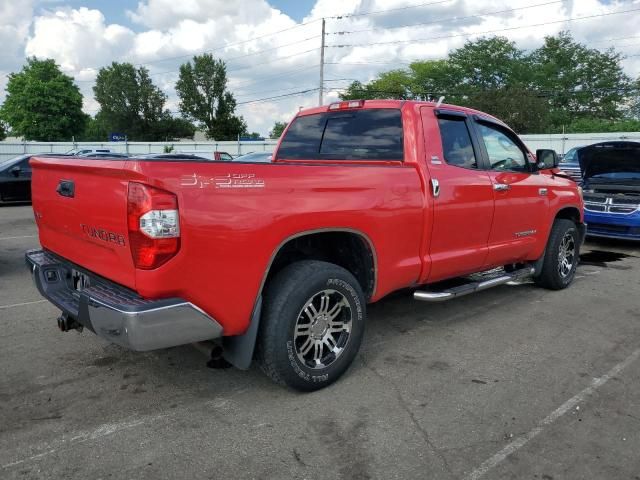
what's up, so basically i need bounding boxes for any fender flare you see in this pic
[222,227,377,369]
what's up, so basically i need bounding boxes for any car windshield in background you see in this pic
[78,153,129,158]
[234,152,272,162]
[560,148,579,163]
[0,155,29,168]
[136,153,210,160]
[277,108,404,161]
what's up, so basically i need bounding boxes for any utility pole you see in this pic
[318,18,325,106]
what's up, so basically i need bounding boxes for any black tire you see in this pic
[255,260,366,391]
[534,219,580,290]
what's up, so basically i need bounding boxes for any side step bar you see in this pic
[414,266,535,302]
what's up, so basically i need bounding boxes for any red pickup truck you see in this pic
[26,100,585,391]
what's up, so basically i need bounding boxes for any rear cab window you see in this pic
[277,108,403,161]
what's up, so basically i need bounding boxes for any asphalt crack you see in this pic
[361,355,456,479]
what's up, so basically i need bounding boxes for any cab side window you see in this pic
[477,123,528,172]
[437,118,478,169]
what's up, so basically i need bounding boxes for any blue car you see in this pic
[579,142,640,240]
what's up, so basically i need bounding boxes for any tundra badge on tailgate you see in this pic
[181,173,265,189]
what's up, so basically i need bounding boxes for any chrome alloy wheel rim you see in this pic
[558,232,576,278]
[294,289,352,369]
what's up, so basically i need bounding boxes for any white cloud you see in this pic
[25,8,135,73]
[0,0,35,93]
[1,0,637,137]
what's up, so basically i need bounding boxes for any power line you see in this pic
[328,7,640,48]
[235,84,318,99]
[227,48,318,73]
[329,0,453,19]
[73,22,321,82]
[329,0,563,35]
[76,39,321,83]
[325,61,413,66]
[236,88,319,106]
[229,64,319,89]
[330,85,640,99]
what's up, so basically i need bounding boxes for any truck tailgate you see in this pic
[30,156,136,289]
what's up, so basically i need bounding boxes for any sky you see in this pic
[2,0,640,137]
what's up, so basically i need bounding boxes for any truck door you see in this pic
[420,107,495,282]
[471,118,549,266]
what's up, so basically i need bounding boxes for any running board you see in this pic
[413,266,535,302]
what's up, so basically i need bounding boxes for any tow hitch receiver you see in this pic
[57,313,83,332]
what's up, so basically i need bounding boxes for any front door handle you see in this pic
[494,183,511,191]
[431,178,440,198]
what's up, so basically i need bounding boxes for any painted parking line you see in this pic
[0,235,36,241]
[465,347,640,480]
[1,385,249,470]
[0,300,47,310]
[1,414,169,469]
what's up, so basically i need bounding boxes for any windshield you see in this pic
[560,148,579,164]
[0,155,29,169]
[235,152,272,162]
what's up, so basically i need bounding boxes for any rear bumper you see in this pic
[25,249,223,351]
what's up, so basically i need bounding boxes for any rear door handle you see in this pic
[494,183,510,191]
[56,180,75,198]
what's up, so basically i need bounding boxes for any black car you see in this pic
[0,154,68,203]
[0,154,36,203]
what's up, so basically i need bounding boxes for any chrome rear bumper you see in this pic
[25,249,222,351]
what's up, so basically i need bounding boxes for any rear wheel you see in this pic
[256,260,365,391]
[534,219,580,290]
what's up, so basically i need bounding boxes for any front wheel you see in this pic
[256,260,366,391]
[534,219,580,290]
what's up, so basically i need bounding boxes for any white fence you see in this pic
[0,140,278,162]
[1,132,639,162]
[520,132,640,153]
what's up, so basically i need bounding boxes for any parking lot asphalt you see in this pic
[1,204,639,480]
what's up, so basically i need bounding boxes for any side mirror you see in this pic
[9,166,21,177]
[536,149,559,170]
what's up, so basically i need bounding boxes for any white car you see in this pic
[66,148,113,156]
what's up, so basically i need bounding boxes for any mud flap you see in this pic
[222,296,262,370]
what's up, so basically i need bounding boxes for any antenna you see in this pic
[436,96,445,107]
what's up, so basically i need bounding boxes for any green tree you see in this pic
[176,54,247,140]
[530,31,631,129]
[408,59,459,101]
[93,62,175,140]
[269,121,288,138]
[443,37,550,132]
[0,120,7,140]
[628,78,640,120]
[154,116,197,140]
[1,58,86,141]
[340,70,414,100]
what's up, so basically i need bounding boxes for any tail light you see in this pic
[127,182,180,269]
